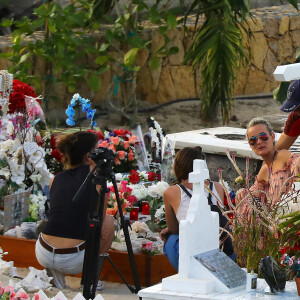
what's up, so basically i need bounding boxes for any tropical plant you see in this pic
[184,0,299,123]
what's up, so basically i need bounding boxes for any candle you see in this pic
[142,201,150,215]
[130,206,139,221]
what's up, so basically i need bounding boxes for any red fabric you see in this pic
[284,111,300,137]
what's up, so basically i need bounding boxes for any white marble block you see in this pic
[273,62,300,81]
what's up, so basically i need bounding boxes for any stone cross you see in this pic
[273,62,300,81]
[178,159,219,278]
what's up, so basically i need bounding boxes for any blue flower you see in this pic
[66,105,75,117]
[86,109,96,120]
[71,93,80,106]
[81,102,91,113]
[91,120,97,128]
[66,118,75,126]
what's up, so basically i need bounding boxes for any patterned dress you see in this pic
[249,153,299,206]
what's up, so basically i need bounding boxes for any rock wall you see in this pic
[0,5,299,110]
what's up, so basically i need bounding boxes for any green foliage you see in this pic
[184,0,250,124]
[0,0,103,101]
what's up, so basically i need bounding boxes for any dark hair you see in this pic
[57,131,98,169]
[173,146,205,183]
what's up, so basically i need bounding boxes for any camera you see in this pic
[89,147,115,165]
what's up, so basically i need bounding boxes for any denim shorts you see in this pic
[35,235,85,275]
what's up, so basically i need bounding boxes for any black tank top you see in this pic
[43,165,96,240]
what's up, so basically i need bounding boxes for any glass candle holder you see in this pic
[130,206,139,221]
[142,201,150,215]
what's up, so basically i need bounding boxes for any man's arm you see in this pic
[275,132,297,150]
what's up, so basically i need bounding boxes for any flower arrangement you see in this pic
[0,114,53,195]
[213,149,300,273]
[141,241,160,256]
[65,93,97,129]
[98,129,138,173]
[42,132,63,175]
[106,180,136,216]
[28,191,47,222]
[280,254,300,278]
[0,284,30,300]
[126,169,158,184]
[8,79,39,114]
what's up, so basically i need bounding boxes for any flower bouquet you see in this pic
[280,254,300,278]
[99,129,138,173]
[106,180,136,216]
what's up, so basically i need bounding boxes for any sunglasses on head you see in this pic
[248,132,269,146]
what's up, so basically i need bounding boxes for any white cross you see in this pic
[273,62,300,81]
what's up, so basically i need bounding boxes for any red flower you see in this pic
[129,170,140,184]
[113,129,132,140]
[51,148,62,162]
[50,135,58,149]
[147,172,156,181]
[8,79,38,114]
[86,129,104,141]
[127,195,137,205]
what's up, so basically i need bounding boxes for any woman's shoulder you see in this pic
[276,149,292,161]
[163,185,180,199]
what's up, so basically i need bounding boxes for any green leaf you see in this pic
[0,18,13,27]
[95,55,108,65]
[19,53,30,64]
[124,48,139,67]
[166,12,177,28]
[150,56,161,70]
[99,43,110,52]
[273,81,290,104]
[88,75,101,92]
[168,46,179,55]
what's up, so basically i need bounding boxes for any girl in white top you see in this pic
[160,146,234,271]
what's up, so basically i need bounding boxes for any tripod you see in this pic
[73,147,141,300]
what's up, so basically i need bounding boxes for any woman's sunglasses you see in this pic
[248,132,269,146]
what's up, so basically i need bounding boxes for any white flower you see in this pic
[155,204,165,218]
[115,173,123,182]
[30,174,42,183]
[1,139,15,152]
[73,93,80,101]
[148,181,169,198]
[130,184,148,200]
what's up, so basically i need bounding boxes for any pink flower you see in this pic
[127,195,137,205]
[0,287,4,296]
[143,241,152,251]
[98,140,109,148]
[16,291,29,299]
[115,157,121,165]
[110,136,120,145]
[118,150,125,160]
[34,294,40,300]
[123,141,130,149]
[9,291,16,300]
[120,181,128,193]
[129,135,138,143]
[4,286,14,294]
[128,150,135,162]
[109,144,116,153]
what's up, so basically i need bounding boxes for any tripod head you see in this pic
[72,147,115,203]
[89,147,115,177]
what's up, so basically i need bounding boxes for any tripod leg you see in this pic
[95,253,108,283]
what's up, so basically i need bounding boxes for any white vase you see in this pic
[246,272,258,292]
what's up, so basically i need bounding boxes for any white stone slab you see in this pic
[138,279,299,300]
[166,127,298,159]
[273,62,300,81]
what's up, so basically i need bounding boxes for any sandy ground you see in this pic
[0,95,287,299]
[96,96,285,135]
